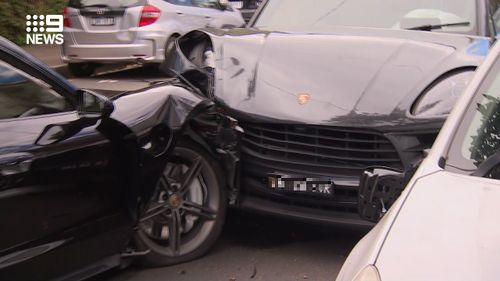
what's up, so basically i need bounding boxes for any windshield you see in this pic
[253,0,477,34]
[447,55,500,176]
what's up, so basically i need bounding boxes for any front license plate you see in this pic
[91,17,114,26]
[267,174,334,196]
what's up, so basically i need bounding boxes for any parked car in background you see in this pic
[0,35,240,280]
[336,37,500,281]
[161,0,497,228]
[61,0,244,76]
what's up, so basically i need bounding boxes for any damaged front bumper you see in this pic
[358,166,418,222]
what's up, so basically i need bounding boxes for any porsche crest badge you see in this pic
[297,93,311,105]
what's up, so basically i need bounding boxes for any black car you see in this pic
[162,0,498,226]
[0,36,240,280]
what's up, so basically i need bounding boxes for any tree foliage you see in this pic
[469,94,500,163]
[0,0,66,45]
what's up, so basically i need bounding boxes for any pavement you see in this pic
[22,44,64,68]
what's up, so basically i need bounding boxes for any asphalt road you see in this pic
[74,65,367,281]
[101,211,365,281]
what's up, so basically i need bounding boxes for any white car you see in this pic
[337,40,500,281]
[61,0,244,76]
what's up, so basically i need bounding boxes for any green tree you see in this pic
[0,0,66,45]
[469,94,500,163]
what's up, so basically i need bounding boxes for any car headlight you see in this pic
[353,265,381,281]
[411,71,474,118]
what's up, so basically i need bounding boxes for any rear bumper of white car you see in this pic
[61,32,166,64]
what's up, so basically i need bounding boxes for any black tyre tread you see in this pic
[68,63,95,77]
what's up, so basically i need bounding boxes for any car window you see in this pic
[68,0,146,8]
[168,0,194,7]
[192,0,220,9]
[253,0,477,35]
[493,7,500,34]
[0,61,73,120]
[447,56,500,178]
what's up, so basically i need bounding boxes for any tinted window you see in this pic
[0,61,72,120]
[253,0,477,35]
[447,56,500,178]
[192,0,220,9]
[68,0,146,8]
[168,0,194,7]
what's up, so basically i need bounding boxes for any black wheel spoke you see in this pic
[169,210,182,255]
[166,164,182,181]
[179,157,202,195]
[158,175,172,193]
[182,201,217,220]
[140,202,170,222]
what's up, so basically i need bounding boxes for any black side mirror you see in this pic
[77,89,114,118]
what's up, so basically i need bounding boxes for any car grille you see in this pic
[241,123,402,175]
[239,123,403,214]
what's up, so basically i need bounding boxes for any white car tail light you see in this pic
[139,5,161,27]
[63,7,71,27]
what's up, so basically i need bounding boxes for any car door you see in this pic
[192,0,244,28]
[165,0,212,31]
[191,0,226,28]
[0,54,135,279]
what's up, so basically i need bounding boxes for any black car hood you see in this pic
[199,27,488,130]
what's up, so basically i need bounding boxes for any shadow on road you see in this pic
[96,210,367,281]
[221,210,367,251]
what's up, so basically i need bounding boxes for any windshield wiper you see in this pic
[406,21,470,31]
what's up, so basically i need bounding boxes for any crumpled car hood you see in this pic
[208,27,486,130]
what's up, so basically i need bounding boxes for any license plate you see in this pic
[267,174,334,196]
[91,17,114,26]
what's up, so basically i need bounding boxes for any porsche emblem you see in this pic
[297,94,311,105]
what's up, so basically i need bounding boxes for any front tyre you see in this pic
[67,63,96,77]
[136,142,226,266]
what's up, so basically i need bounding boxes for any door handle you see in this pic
[0,153,33,176]
[176,11,184,16]
[204,15,212,19]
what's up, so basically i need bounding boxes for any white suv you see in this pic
[61,0,244,76]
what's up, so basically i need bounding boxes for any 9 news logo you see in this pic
[26,15,64,45]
